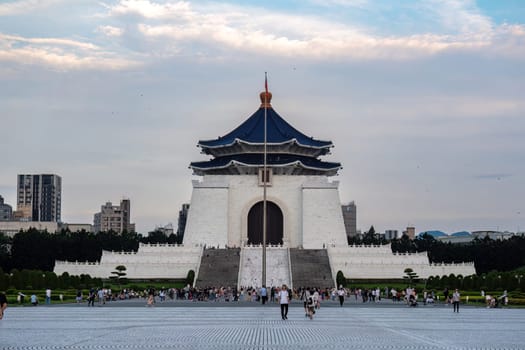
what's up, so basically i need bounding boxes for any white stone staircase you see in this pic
[238,246,291,289]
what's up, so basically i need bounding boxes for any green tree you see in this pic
[110,265,127,287]
[403,268,419,286]
[0,267,7,291]
[186,270,195,286]
[336,270,346,288]
[58,272,70,289]
[10,229,55,271]
[141,230,169,244]
[0,233,11,271]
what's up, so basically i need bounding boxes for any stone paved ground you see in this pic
[1,301,524,349]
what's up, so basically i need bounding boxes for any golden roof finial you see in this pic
[259,91,272,108]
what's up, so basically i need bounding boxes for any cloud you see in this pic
[103,0,524,61]
[423,0,493,35]
[96,25,124,37]
[0,33,139,70]
[0,0,62,16]
[107,0,193,19]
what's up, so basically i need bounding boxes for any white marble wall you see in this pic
[183,178,229,248]
[302,182,348,249]
[54,244,203,279]
[327,245,476,279]
[184,174,346,249]
[238,246,290,288]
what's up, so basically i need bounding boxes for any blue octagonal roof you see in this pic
[198,105,333,151]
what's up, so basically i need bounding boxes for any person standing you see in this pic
[278,284,289,320]
[260,285,268,305]
[88,288,96,307]
[452,289,460,313]
[443,287,449,304]
[338,286,345,307]
[97,289,105,305]
[45,288,51,305]
[0,291,7,319]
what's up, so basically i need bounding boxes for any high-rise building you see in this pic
[403,226,416,240]
[17,174,62,222]
[341,201,357,238]
[385,230,398,240]
[0,195,13,221]
[93,199,135,234]
[177,203,190,239]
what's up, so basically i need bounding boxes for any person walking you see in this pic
[306,289,315,320]
[338,286,345,307]
[278,284,290,320]
[0,291,7,320]
[452,289,460,313]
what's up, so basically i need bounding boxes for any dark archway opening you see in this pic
[247,201,283,245]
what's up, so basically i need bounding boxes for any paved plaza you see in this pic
[1,301,524,350]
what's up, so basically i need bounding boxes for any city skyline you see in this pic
[1,0,524,234]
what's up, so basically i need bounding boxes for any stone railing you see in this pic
[55,260,100,266]
[243,243,288,249]
[429,261,475,267]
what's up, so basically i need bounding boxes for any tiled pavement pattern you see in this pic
[1,304,524,349]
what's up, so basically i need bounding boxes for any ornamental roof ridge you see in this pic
[198,91,334,151]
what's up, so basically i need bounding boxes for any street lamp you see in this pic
[516,274,523,285]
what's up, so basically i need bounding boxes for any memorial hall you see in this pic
[55,88,475,287]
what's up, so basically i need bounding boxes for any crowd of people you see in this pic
[0,282,513,321]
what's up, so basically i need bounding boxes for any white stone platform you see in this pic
[1,303,524,349]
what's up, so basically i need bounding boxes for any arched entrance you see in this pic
[247,201,283,245]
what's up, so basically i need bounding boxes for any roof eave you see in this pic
[198,138,333,150]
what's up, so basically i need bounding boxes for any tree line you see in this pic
[0,267,102,291]
[349,229,525,274]
[2,228,524,275]
[0,228,182,272]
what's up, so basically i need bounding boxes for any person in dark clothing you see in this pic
[88,288,96,307]
[338,286,345,307]
[0,292,8,319]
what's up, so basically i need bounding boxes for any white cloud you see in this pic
[418,0,493,34]
[96,25,124,37]
[103,0,523,61]
[108,0,193,19]
[1,34,100,50]
[0,33,139,70]
[0,0,62,16]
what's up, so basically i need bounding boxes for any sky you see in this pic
[1,0,524,235]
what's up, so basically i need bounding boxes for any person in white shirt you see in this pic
[338,286,345,306]
[278,285,289,320]
[452,289,460,313]
[45,289,51,305]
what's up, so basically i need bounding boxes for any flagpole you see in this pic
[262,72,268,288]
